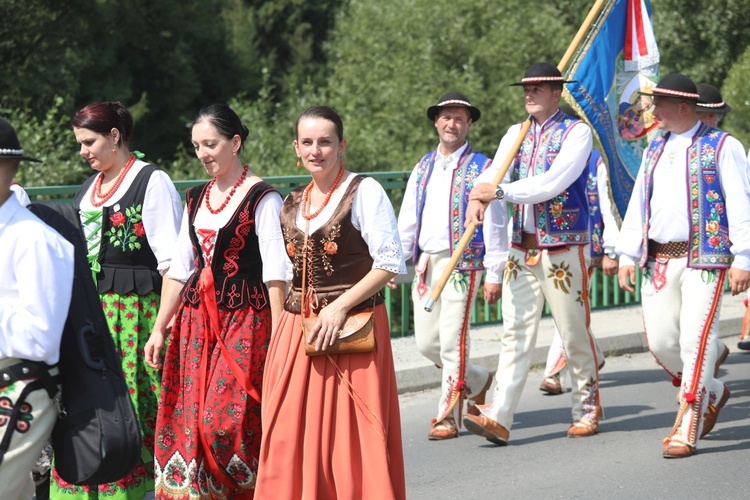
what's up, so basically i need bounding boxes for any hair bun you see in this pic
[240,125,250,143]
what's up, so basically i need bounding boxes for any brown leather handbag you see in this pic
[300,220,375,356]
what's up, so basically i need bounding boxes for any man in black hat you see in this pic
[0,117,74,494]
[616,74,750,458]
[463,62,601,445]
[394,92,504,440]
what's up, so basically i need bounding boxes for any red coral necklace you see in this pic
[301,167,344,221]
[90,154,136,208]
[205,164,249,214]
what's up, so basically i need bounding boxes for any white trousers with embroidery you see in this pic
[0,358,58,500]
[480,245,600,430]
[412,251,489,423]
[641,257,726,446]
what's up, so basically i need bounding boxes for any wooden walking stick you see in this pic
[424,0,609,312]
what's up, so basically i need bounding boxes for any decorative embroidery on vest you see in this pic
[223,208,253,278]
[104,203,146,252]
[0,396,34,432]
[586,154,604,258]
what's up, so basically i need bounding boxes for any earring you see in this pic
[339,159,344,168]
[296,159,301,168]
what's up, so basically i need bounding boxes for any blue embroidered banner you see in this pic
[564,0,660,219]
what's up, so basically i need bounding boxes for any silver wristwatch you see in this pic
[494,185,505,200]
[606,250,618,260]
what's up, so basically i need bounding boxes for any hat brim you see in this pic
[427,105,481,122]
[638,90,700,102]
[0,154,41,163]
[697,103,732,114]
[509,78,576,87]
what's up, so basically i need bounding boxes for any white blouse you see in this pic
[286,174,407,280]
[168,185,287,284]
[78,159,182,273]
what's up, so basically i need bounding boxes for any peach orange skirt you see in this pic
[256,304,406,499]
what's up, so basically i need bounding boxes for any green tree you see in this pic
[721,45,750,148]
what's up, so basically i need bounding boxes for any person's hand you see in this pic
[602,255,619,277]
[469,182,497,203]
[144,326,170,369]
[464,199,486,228]
[306,302,348,352]
[618,265,636,292]
[386,278,398,290]
[729,267,750,295]
[483,282,502,304]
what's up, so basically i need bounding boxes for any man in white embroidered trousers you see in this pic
[395,92,506,440]
[617,74,750,458]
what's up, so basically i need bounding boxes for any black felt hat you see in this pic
[638,73,700,102]
[696,84,732,114]
[427,92,481,122]
[510,62,575,86]
[0,117,41,163]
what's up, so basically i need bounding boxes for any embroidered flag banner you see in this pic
[564,0,660,219]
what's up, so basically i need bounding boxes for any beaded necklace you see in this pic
[205,164,249,214]
[90,153,136,207]
[301,167,345,220]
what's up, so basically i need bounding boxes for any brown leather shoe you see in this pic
[663,436,695,458]
[567,418,599,437]
[701,384,730,438]
[463,414,509,446]
[714,343,729,377]
[539,374,563,395]
[467,372,493,416]
[428,418,459,440]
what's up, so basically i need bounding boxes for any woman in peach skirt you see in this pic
[256,106,406,499]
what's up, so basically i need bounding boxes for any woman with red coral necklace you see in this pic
[256,106,407,499]
[51,102,182,499]
[144,103,286,499]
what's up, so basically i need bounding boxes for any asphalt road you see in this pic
[400,349,750,499]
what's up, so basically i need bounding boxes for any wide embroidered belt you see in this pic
[647,240,688,259]
[516,232,567,251]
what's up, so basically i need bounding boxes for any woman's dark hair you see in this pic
[295,106,344,141]
[71,101,134,147]
[193,103,249,150]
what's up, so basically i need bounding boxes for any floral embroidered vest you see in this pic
[510,110,589,247]
[180,181,278,311]
[413,145,491,270]
[639,123,731,269]
[281,175,384,314]
[74,165,160,295]
[587,151,604,259]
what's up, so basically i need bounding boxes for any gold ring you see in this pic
[337,329,344,338]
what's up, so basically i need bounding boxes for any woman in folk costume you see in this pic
[51,102,182,498]
[255,106,407,499]
[144,103,286,498]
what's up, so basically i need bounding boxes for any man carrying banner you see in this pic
[464,63,602,446]
[617,74,750,458]
[395,92,505,440]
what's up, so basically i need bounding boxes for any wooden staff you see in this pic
[424,0,608,312]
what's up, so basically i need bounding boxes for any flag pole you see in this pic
[424,0,609,312]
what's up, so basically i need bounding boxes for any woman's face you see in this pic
[191,120,240,177]
[294,117,346,175]
[73,127,117,172]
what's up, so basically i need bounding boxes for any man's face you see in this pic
[652,96,685,132]
[697,111,720,128]
[434,107,472,152]
[523,83,561,121]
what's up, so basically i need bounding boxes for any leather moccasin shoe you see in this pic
[567,418,598,438]
[467,372,493,416]
[715,344,729,377]
[463,414,509,446]
[663,436,695,459]
[701,384,730,438]
[428,418,458,440]
[539,374,563,395]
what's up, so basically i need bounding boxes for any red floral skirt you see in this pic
[154,300,270,499]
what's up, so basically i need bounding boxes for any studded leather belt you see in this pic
[647,240,688,259]
[515,232,567,251]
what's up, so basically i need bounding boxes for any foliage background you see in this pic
[3,0,750,187]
